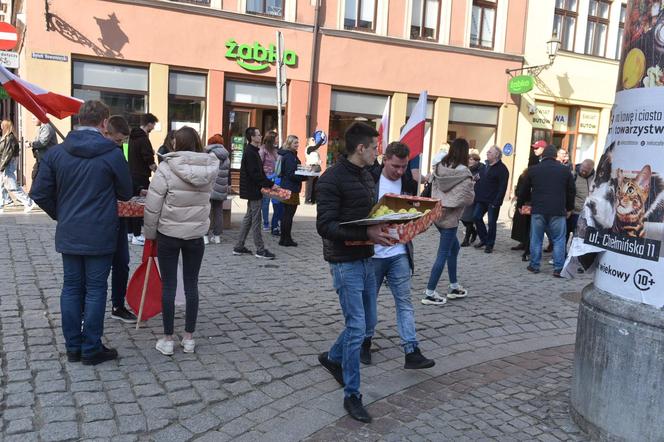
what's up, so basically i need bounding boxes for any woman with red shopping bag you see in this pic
[143,127,218,355]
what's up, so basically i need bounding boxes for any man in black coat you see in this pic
[518,145,575,277]
[316,123,394,424]
[473,146,509,253]
[233,127,275,259]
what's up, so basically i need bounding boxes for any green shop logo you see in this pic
[508,75,534,95]
[225,39,298,72]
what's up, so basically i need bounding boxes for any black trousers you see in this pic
[131,175,150,236]
[157,232,205,335]
[280,203,298,242]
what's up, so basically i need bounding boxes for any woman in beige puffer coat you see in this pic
[143,126,219,356]
[422,138,475,306]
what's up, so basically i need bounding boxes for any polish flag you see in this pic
[377,97,390,155]
[400,91,427,160]
[0,65,83,124]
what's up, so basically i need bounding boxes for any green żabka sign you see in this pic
[225,39,297,72]
[508,75,534,94]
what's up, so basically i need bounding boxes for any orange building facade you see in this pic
[15,0,527,186]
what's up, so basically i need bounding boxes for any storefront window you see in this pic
[411,0,440,40]
[448,102,498,159]
[168,71,207,138]
[328,90,388,165]
[72,61,148,128]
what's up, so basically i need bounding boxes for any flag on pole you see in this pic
[0,65,83,124]
[400,91,427,160]
[377,96,390,154]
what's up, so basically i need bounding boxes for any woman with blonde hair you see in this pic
[0,120,34,213]
[143,126,219,355]
[276,134,308,246]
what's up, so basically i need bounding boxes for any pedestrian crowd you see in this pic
[11,99,587,423]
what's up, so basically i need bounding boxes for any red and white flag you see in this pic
[400,91,427,160]
[377,96,390,155]
[0,65,83,124]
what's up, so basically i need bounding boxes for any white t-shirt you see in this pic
[373,174,408,259]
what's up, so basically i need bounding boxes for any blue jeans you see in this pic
[368,254,418,354]
[530,214,567,271]
[328,259,376,398]
[111,219,130,309]
[61,253,113,357]
[261,196,282,231]
[473,202,500,247]
[0,157,32,208]
[427,226,460,291]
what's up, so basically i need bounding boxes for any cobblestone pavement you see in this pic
[0,205,592,441]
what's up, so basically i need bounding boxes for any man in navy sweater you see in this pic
[473,146,509,253]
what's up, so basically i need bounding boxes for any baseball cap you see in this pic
[531,140,547,149]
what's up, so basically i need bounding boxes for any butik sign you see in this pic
[225,39,297,72]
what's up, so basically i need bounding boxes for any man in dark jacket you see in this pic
[316,122,394,424]
[30,100,132,366]
[518,145,575,277]
[473,146,509,253]
[233,127,275,259]
[127,113,158,245]
[30,116,57,180]
[363,141,435,370]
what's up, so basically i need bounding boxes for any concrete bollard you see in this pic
[571,284,664,441]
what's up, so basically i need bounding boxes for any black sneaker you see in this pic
[360,338,371,365]
[271,228,281,236]
[111,306,137,323]
[484,246,494,254]
[66,350,81,362]
[527,265,540,274]
[474,242,486,249]
[318,352,344,386]
[344,395,372,423]
[232,246,253,256]
[81,345,118,366]
[404,347,435,369]
[255,249,276,259]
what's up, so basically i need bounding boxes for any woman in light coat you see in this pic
[422,138,475,306]
[144,126,219,356]
[204,134,231,244]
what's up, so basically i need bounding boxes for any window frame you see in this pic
[246,0,285,19]
[553,0,579,52]
[615,3,627,60]
[584,0,611,57]
[470,0,498,50]
[344,0,377,32]
[410,0,442,41]
[169,0,211,5]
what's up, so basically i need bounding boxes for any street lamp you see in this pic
[506,34,561,76]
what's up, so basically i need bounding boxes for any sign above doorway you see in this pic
[508,75,534,95]
[225,39,298,72]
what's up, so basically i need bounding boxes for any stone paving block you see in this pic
[152,423,193,442]
[39,421,79,442]
[181,411,221,434]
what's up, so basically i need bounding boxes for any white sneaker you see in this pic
[447,285,468,299]
[131,235,145,246]
[181,338,195,353]
[23,203,34,213]
[421,290,447,306]
[156,338,174,356]
[212,235,221,244]
[204,235,209,245]
[548,259,554,265]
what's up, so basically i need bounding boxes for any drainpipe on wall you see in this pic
[305,0,321,136]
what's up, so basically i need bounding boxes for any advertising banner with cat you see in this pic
[565,0,664,306]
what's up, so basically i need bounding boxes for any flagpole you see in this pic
[48,122,65,142]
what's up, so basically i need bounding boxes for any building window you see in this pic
[168,71,207,140]
[169,0,211,5]
[585,0,610,57]
[470,0,497,49]
[247,0,284,17]
[411,0,440,40]
[72,61,148,128]
[616,3,626,60]
[344,0,376,31]
[553,0,578,51]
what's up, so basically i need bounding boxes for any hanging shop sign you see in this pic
[508,75,534,94]
[579,108,601,134]
[531,102,554,130]
[225,39,298,72]
[553,106,569,132]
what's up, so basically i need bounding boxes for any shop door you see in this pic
[226,107,255,193]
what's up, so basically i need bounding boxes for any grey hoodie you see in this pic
[143,151,220,240]
[206,144,231,201]
[431,163,475,229]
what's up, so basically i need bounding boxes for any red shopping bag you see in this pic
[126,239,162,327]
